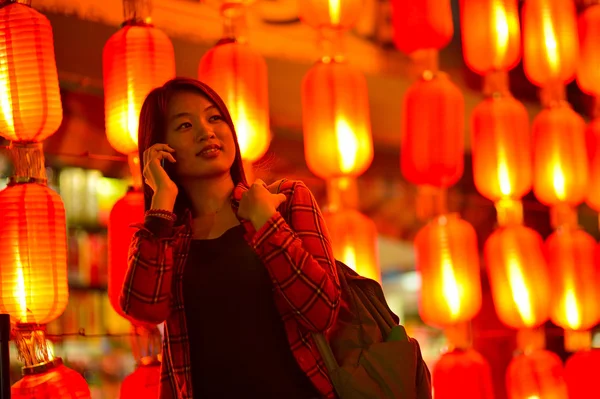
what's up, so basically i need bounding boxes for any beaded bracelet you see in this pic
[146,209,176,222]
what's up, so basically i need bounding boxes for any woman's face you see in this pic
[164,91,237,180]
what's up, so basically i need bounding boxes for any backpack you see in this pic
[313,260,432,399]
[271,179,432,398]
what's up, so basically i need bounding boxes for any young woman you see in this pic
[120,77,341,399]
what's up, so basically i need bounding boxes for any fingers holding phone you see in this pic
[143,144,179,203]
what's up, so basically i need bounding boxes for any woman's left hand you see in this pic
[238,179,287,230]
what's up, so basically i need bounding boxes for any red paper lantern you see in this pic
[564,349,600,399]
[401,73,465,188]
[585,118,600,211]
[298,0,363,31]
[433,349,495,399]
[302,60,373,180]
[0,184,68,325]
[120,364,160,399]
[532,104,588,207]
[198,41,270,163]
[460,0,521,74]
[471,96,531,202]
[103,23,175,155]
[576,5,600,96]
[545,228,600,331]
[0,1,62,142]
[506,350,568,399]
[323,209,381,283]
[11,359,90,399]
[390,0,454,54]
[485,225,550,329]
[108,189,145,323]
[522,0,579,87]
[414,214,481,327]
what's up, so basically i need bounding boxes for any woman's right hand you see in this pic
[143,144,178,210]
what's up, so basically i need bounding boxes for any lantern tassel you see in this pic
[123,0,152,25]
[8,142,47,185]
[13,325,52,369]
[219,2,248,43]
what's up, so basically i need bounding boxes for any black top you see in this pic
[182,224,320,399]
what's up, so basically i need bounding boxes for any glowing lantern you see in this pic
[389,0,454,54]
[585,118,600,211]
[0,183,68,325]
[298,0,363,30]
[103,23,175,155]
[576,5,600,96]
[401,73,465,188]
[471,96,531,202]
[0,1,62,142]
[532,104,588,207]
[302,60,373,180]
[198,41,270,163]
[460,0,521,74]
[484,225,550,329]
[522,0,579,87]
[414,214,481,327]
[323,209,380,283]
[564,349,600,399]
[108,189,145,323]
[545,228,600,331]
[506,350,568,399]
[120,364,160,399]
[12,359,90,399]
[432,349,495,399]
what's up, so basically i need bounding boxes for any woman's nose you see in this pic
[195,128,216,142]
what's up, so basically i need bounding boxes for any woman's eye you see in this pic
[208,114,223,122]
[177,122,192,130]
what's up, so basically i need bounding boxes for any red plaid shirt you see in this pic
[120,180,341,399]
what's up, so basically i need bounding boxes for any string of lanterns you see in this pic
[0,0,90,397]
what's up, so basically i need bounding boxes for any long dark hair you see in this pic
[137,77,247,217]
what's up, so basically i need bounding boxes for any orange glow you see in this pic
[401,73,464,188]
[390,0,454,54]
[564,350,600,399]
[0,2,62,142]
[506,350,568,399]
[298,0,363,30]
[108,190,145,324]
[103,24,175,155]
[199,42,270,163]
[576,5,600,97]
[323,209,381,283]
[471,95,531,202]
[302,60,373,179]
[460,0,521,74]
[532,104,588,206]
[545,228,600,331]
[0,184,68,325]
[432,349,495,399]
[414,214,481,327]
[522,0,579,87]
[485,225,550,329]
[585,118,600,211]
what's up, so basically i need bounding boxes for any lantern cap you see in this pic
[23,357,63,376]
